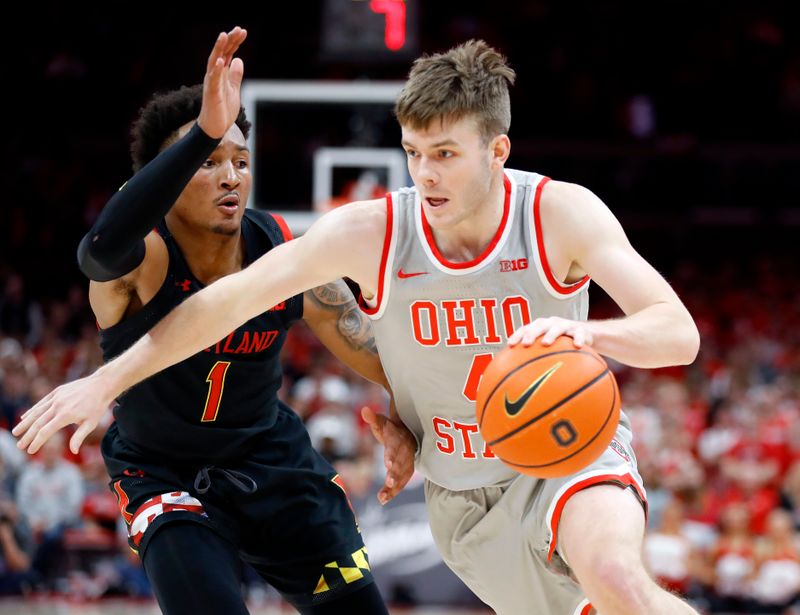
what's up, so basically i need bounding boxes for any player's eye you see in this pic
[439,150,453,159]
[236,159,249,169]
[202,159,215,168]
[405,149,418,158]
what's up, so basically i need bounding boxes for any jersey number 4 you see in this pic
[463,353,494,402]
[202,361,231,422]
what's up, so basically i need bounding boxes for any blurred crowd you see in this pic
[2,4,799,613]
[0,254,798,612]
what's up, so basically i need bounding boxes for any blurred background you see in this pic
[1,1,799,613]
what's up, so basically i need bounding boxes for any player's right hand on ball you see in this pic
[361,405,416,505]
[12,372,116,455]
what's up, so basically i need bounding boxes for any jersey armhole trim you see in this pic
[358,193,394,318]
[270,213,293,242]
[531,177,590,299]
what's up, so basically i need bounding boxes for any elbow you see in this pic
[76,233,145,282]
[77,233,114,281]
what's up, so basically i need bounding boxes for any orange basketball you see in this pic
[476,336,620,478]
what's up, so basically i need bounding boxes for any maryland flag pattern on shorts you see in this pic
[312,546,371,597]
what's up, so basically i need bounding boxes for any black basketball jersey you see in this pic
[99,210,303,463]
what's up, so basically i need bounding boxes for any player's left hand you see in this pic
[507,317,594,348]
[361,405,416,505]
[12,372,116,455]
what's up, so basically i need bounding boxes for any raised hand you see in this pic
[12,372,117,455]
[197,26,247,139]
[361,404,416,505]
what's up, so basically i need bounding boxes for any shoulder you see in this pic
[243,209,292,242]
[310,197,389,240]
[540,180,604,218]
[539,180,620,237]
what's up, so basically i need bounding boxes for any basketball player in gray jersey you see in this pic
[18,40,700,614]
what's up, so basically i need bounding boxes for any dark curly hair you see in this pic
[129,84,251,172]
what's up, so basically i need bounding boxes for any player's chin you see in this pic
[210,220,240,236]
[422,205,458,230]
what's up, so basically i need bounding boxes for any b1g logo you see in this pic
[500,258,528,272]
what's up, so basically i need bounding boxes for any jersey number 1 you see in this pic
[202,361,231,422]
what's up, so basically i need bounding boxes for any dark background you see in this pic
[3,1,799,299]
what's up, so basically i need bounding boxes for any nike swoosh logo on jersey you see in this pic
[398,268,428,279]
[504,362,563,417]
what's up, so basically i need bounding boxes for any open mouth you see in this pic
[216,193,240,214]
[426,197,449,208]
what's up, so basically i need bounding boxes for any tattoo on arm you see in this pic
[307,281,378,353]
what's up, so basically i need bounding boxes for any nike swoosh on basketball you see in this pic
[398,268,428,279]
[504,362,563,417]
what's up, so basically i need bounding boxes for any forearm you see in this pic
[587,302,700,368]
[97,272,262,395]
[304,281,387,387]
[78,124,219,281]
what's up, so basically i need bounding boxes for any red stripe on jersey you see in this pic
[547,472,647,562]
[358,194,393,315]
[533,178,590,295]
[421,175,511,270]
[270,213,293,242]
[580,603,593,615]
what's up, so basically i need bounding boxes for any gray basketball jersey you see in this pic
[361,170,591,490]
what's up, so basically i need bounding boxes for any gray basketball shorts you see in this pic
[423,423,646,615]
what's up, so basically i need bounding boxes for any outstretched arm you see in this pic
[14,200,386,454]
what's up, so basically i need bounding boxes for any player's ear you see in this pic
[489,134,510,169]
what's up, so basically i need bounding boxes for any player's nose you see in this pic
[417,157,438,186]
[218,161,240,189]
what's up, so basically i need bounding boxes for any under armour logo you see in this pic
[175,279,192,292]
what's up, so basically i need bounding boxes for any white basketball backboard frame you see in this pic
[241,80,406,233]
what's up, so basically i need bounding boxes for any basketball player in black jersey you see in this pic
[22,28,390,615]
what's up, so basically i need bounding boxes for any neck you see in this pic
[431,171,506,262]
[165,216,245,285]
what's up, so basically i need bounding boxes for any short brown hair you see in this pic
[395,40,516,142]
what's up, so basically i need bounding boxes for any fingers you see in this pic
[14,404,55,451]
[509,319,551,347]
[378,463,413,504]
[229,58,245,89]
[207,31,227,72]
[507,327,524,346]
[508,318,591,348]
[360,406,386,445]
[572,326,586,348]
[69,421,96,455]
[208,27,247,73]
[22,409,63,455]
[11,395,53,450]
[13,400,48,439]
[221,27,247,66]
[540,320,569,346]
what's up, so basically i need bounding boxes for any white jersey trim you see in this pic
[528,176,591,300]
[572,599,592,615]
[413,171,518,276]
